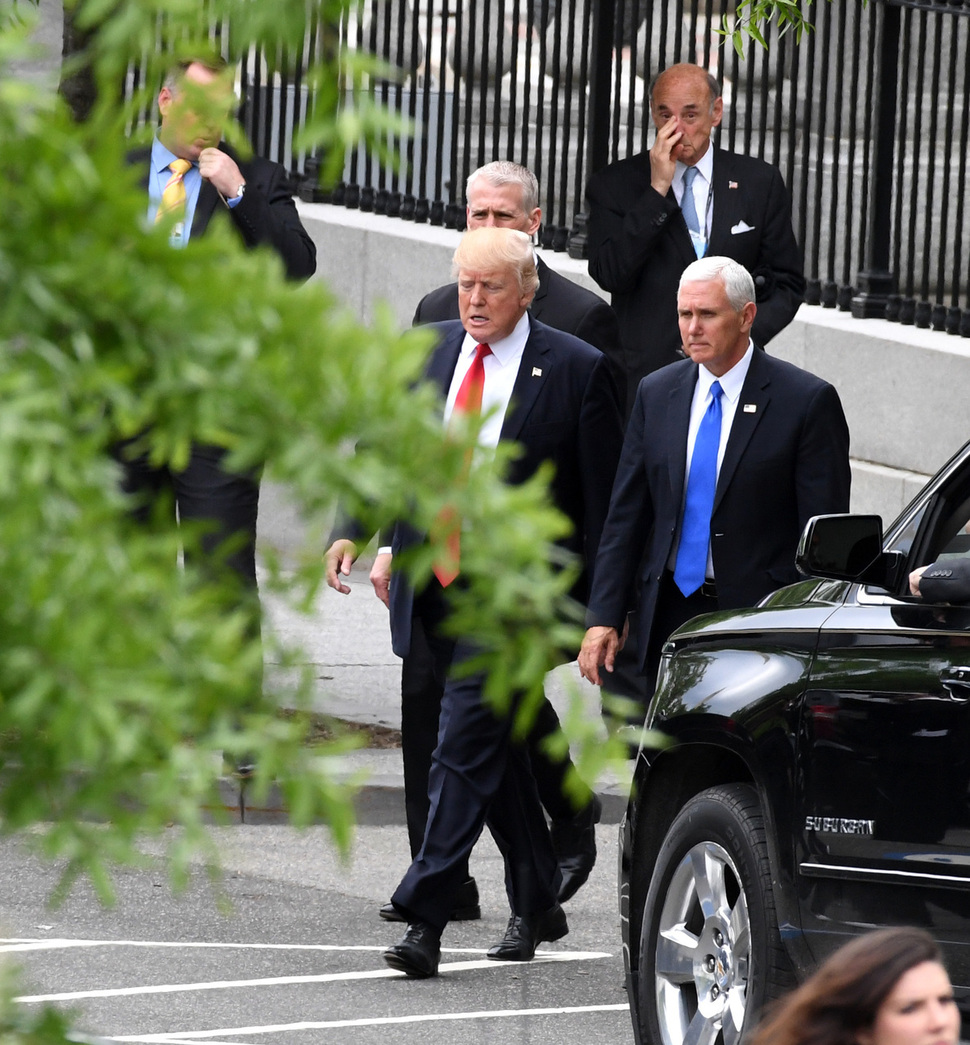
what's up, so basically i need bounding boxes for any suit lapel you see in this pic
[129,146,152,189]
[192,179,221,238]
[191,141,242,238]
[713,348,770,510]
[667,365,698,507]
[426,323,464,398]
[708,149,741,256]
[500,317,551,442]
[667,187,699,268]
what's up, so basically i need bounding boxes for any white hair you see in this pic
[679,256,755,310]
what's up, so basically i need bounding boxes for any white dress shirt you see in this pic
[669,340,755,578]
[443,311,530,449]
[149,137,203,246]
[673,147,715,251]
[377,313,530,557]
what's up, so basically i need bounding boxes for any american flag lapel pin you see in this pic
[743,403,757,413]
[532,367,542,377]
[729,180,738,189]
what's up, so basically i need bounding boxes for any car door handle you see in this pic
[940,666,970,701]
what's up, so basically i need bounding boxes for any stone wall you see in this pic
[297,201,968,528]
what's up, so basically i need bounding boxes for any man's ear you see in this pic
[711,97,724,128]
[157,86,173,118]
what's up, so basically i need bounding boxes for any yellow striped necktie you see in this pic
[155,158,192,225]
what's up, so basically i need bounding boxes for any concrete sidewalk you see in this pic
[240,489,630,825]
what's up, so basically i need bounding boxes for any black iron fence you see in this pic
[238,0,969,336]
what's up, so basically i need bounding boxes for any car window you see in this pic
[884,500,927,560]
[869,466,970,602]
[920,493,970,566]
[880,472,970,604]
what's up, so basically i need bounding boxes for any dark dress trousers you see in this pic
[390,317,623,928]
[586,349,851,682]
[122,144,316,593]
[586,147,805,418]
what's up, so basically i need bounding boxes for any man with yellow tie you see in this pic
[325,227,623,977]
[121,58,316,772]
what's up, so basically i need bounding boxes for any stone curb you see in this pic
[213,762,629,828]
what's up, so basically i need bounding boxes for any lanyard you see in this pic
[687,178,714,258]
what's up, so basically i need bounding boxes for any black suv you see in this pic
[620,439,970,1045]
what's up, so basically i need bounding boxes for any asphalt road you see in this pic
[0,821,633,1045]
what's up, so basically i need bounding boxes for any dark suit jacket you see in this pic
[586,348,850,669]
[130,143,316,281]
[920,558,970,604]
[413,256,626,394]
[586,147,805,417]
[387,316,624,658]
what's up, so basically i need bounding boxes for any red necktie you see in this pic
[432,342,492,587]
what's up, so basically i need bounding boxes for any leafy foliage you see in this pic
[0,0,835,1034]
[0,0,634,913]
[716,0,832,56]
[0,960,79,1044]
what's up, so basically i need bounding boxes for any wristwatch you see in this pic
[232,184,245,201]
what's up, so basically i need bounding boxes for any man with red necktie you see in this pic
[325,226,623,977]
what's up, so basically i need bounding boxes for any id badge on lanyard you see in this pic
[689,181,714,258]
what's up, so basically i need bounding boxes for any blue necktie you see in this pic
[675,380,723,597]
[681,165,700,234]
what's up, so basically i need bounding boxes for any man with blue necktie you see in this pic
[578,257,850,705]
[586,63,805,420]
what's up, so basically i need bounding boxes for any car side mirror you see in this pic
[796,514,906,589]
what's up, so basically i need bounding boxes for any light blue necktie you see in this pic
[674,380,723,597]
[681,165,700,234]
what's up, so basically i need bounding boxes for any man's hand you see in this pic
[648,117,684,196]
[370,551,392,608]
[578,625,621,687]
[198,147,245,199]
[325,539,358,594]
[909,565,928,597]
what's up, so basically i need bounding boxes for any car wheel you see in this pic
[637,783,792,1045]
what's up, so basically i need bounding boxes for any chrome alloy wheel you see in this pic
[653,840,751,1045]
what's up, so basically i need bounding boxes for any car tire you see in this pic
[637,783,793,1045]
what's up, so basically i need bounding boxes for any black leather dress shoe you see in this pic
[551,794,602,903]
[383,922,441,978]
[379,877,480,922]
[486,903,568,961]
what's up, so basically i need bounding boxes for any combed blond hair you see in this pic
[452,227,540,298]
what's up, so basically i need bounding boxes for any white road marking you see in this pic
[0,940,107,953]
[113,1002,632,1043]
[0,939,477,955]
[16,950,613,1003]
